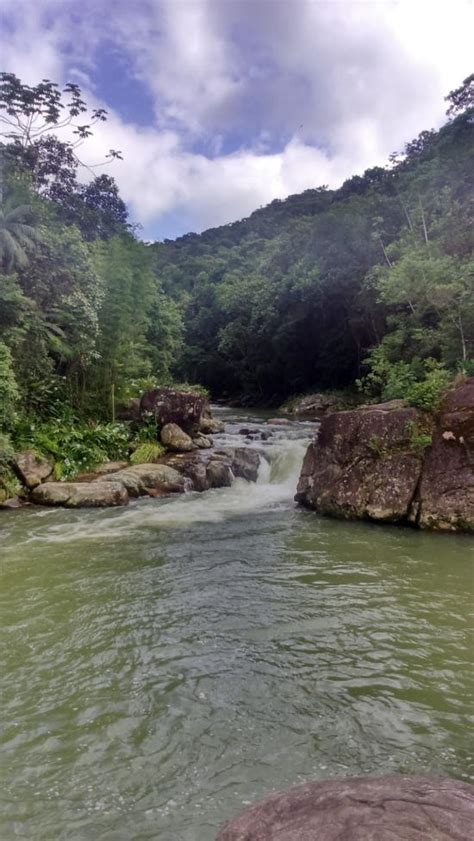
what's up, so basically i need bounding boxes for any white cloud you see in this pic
[2,0,473,237]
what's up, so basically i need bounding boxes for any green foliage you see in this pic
[13,418,129,480]
[130,442,166,464]
[0,431,20,501]
[406,421,433,456]
[0,340,19,428]
[405,362,451,411]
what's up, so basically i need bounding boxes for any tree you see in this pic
[0,192,39,272]
[446,73,474,117]
[0,73,122,200]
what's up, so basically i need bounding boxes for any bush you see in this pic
[130,442,166,464]
[12,418,130,480]
[0,432,20,501]
[405,361,451,411]
[0,341,19,429]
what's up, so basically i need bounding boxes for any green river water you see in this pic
[1,410,473,840]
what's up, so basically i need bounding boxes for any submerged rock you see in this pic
[160,422,195,452]
[295,402,427,523]
[217,775,474,840]
[12,451,53,489]
[32,481,128,508]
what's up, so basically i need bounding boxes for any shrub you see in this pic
[130,442,166,464]
[0,341,19,429]
[405,361,451,411]
[12,419,130,480]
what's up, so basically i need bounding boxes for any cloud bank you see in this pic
[2,0,473,238]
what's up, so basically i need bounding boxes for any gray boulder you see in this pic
[32,481,128,508]
[12,451,53,489]
[98,463,189,497]
[161,422,195,452]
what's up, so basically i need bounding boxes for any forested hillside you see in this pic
[0,72,473,495]
[154,74,473,404]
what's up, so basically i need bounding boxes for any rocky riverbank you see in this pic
[5,388,260,509]
[296,377,474,533]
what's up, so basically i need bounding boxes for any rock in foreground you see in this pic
[216,775,474,840]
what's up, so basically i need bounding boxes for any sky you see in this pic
[1,0,473,240]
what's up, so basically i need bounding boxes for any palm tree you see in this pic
[0,196,39,272]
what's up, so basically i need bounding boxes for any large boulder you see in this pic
[32,481,128,508]
[216,775,474,841]
[98,463,190,497]
[140,387,208,435]
[12,451,53,489]
[295,402,428,523]
[291,392,339,420]
[160,422,195,452]
[416,378,474,532]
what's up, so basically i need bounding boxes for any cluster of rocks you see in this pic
[287,392,339,420]
[296,377,474,533]
[5,388,261,509]
[28,449,260,508]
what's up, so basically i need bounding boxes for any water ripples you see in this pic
[1,412,473,839]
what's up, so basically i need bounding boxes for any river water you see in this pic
[1,409,473,840]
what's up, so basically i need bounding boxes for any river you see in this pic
[1,409,473,840]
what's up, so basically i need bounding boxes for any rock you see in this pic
[12,451,53,489]
[207,459,234,488]
[0,496,27,510]
[76,461,129,481]
[160,447,261,492]
[140,387,208,435]
[160,422,195,452]
[227,448,261,482]
[291,392,338,420]
[199,415,225,434]
[216,775,474,841]
[295,402,428,523]
[98,463,189,497]
[417,378,474,532]
[31,481,128,508]
[193,433,213,449]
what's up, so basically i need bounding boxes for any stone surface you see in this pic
[296,402,426,523]
[0,496,27,510]
[291,392,338,420]
[98,463,189,498]
[216,775,474,841]
[193,433,213,449]
[160,422,195,452]
[140,387,208,435]
[75,461,129,482]
[12,450,53,489]
[199,415,225,435]
[417,378,474,532]
[161,447,260,492]
[31,481,128,508]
